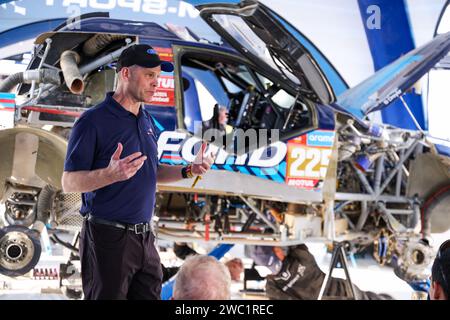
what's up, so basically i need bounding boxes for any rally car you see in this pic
[0,0,449,280]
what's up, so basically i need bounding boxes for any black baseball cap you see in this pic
[116,44,174,73]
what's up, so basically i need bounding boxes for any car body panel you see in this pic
[186,0,348,96]
[0,18,65,60]
[337,32,450,119]
[189,0,335,104]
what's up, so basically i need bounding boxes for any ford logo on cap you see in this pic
[147,49,157,55]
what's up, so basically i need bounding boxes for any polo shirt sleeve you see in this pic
[64,116,97,172]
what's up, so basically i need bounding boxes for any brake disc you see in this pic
[0,225,42,277]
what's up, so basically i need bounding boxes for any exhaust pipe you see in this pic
[60,50,84,94]
[0,69,60,92]
[83,34,127,56]
[1,39,134,95]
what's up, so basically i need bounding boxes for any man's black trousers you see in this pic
[79,219,163,300]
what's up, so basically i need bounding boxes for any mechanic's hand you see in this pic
[191,142,214,176]
[225,258,244,281]
[108,143,147,182]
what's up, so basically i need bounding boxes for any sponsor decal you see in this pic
[42,0,199,18]
[150,47,175,107]
[156,129,334,190]
[151,75,175,106]
[306,130,334,147]
[0,92,15,129]
[154,46,174,62]
[157,131,286,168]
[286,130,334,189]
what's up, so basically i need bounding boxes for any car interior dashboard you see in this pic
[181,52,315,140]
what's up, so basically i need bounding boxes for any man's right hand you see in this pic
[225,258,244,281]
[108,143,147,182]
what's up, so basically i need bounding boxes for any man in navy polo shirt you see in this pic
[429,240,450,300]
[62,44,214,300]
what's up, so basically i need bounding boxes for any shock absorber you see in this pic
[204,213,210,241]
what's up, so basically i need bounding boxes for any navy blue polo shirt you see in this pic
[64,92,159,224]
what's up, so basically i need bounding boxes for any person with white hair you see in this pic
[173,255,231,300]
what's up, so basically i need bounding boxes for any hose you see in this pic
[0,69,60,92]
[50,234,79,254]
[60,50,84,94]
[0,72,23,92]
[83,34,127,56]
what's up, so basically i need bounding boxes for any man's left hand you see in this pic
[191,142,214,176]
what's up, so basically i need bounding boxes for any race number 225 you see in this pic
[288,147,331,179]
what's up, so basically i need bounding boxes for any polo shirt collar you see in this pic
[105,92,143,118]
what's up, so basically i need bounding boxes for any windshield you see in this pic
[212,13,300,85]
[256,72,295,109]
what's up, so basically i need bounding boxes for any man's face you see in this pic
[219,108,228,125]
[125,65,161,103]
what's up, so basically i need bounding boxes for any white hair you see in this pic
[173,255,231,300]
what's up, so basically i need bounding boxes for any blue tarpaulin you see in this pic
[357,0,426,130]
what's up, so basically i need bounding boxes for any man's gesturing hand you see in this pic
[108,143,147,182]
[191,142,214,176]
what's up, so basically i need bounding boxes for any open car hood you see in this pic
[337,31,450,119]
[186,0,336,104]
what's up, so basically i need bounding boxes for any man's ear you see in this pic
[432,281,445,300]
[120,67,130,81]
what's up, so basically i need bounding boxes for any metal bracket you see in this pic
[318,242,358,300]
